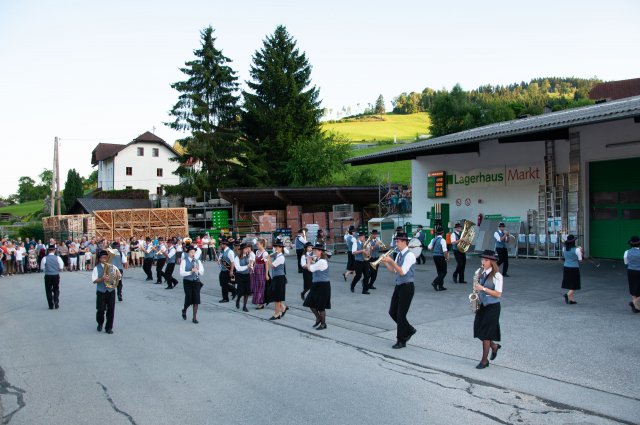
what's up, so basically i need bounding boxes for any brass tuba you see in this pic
[457,219,477,253]
[469,267,482,313]
[102,248,120,290]
[362,234,374,261]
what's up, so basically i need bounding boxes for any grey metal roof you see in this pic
[68,198,152,214]
[346,95,640,165]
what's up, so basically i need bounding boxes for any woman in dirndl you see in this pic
[303,243,331,330]
[624,235,640,313]
[251,238,268,310]
[561,235,582,304]
[473,250,503,369]
[233,242,254,312]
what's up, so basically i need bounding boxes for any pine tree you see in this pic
[375,94,386,114]
[242,25,323,186]
[63,169,84,212]
[166,26,246,197]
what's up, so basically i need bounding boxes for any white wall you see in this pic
[98,158,114,190]
[112,142,180,194]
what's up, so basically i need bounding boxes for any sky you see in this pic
[0,0,639,198]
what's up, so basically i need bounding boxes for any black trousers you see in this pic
[496,247,509,275]
[453,250,466,282]
[433,256,447,287]
[155,258,166,283]
[219,270,236,301]
[368,258,379,285]
[351,260,370,292]
[165,262,177,285]
[96,290,116,330]
[296,249,304,273]
[143,257,154,279]
[44,274,60,308]
[389,282,415,342]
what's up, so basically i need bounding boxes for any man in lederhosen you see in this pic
[494,222,510,277]
[350,231,371,294]
[428,226,449,291]
[450,222,467,283]
[41,244,63,309]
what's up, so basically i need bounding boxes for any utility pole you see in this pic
[50,136,61,216]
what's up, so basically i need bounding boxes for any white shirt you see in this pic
[300,250,313,267]
[624,247,640,264]
[202,236,210,248]
[480,267,503,292]
[309,258,328,272]
[222,247,236,264]
[167,246,176,260]
[494,231,507,243]
[272,253,286,268]
[428,237,448,252]
[352,238,365,254]
[92,262,122,283]
[233,252,255,271]
[179,256,204,278]
[450,231,460,243]
[396,247,416,276]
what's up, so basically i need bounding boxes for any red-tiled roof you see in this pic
[589,78,640,101]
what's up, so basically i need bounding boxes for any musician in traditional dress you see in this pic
[110,241,125,302]
[342,225,356,281]
[251,238,268,310]
[154,237,167,285]
[390,226,403,261]
[179,244,204,323]
[494,222,510,277]
[93,250,121,334]
[427,226,449,291]
[350,231,371,294]
[41,244,63,309]
[473,250,503,369]
[233,242,254,312]
[624,235,640,313]
[295,229,307,273]
[450,222,467,283]
[218,238,236,303]
[303,243,331,330]
[561,235,582,304]
[381,232,416,349]
[164,239,179,289]
[413,225,426,264]
[300,242,314,300]
[269,240,288,320]
[142,237,154,281]
[367,229,381,290]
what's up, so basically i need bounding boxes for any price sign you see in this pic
[427,171,447,199]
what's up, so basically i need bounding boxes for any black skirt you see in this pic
[628,269,640,296]
[235,273,252,296]
[183,279,202,306]
[302,269,312,291]
[303,282,331,311]
[474,302,500,341]
[346,252,355,271]
[270,275,287,302]
[561,267,581,290]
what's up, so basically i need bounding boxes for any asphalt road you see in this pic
[1,254,638,424]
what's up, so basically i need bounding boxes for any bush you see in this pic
[18,222,44,241]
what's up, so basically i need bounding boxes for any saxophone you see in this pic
[469,267,482,313]
[457,219,476,253]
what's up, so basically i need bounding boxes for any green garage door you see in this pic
[589,157,640,259]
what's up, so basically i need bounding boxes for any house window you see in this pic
[157,168,163,177]
[137,147,144,156]
[156,187,163,195]
[152,148,159,157]
[126,167,133,176]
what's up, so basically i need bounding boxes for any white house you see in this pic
[91,131,180,196]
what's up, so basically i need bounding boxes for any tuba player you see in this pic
[93,250,121,334]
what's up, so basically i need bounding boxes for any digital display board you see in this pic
[427,171,447,199]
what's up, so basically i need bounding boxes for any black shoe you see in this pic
[165,286,173,290]
[362,291,370,295]
[49,306,54,310]
[439,286,447,291]
[563,294,569,304]
[192,318,198,324]
[475,361,489,369]
[219,299,229,303]
[97,325,103,332]
[301,291,305,301]
[242,306,249,312]
[452,274,457,283]
[154,281,161,285]
[490,344,502,360]
[145,278,153,281]
[313,321,321,328]
[316,323,327,330]
[369,286,377,290]
[350,284,355,293]
[118,297,123,302]
[269,315,280,321]
[106,329,113,334]
[432,282,439,291]
[281,306,289,317]
[569,300,577,304]
[256,305,265,310]
[459,280,468,284]
[392,341,406,349]
[181,309,187,320]
[54,304,59,309]
[503,273,510,277]
[629,301,640,313]
[236,299,240,309]
[343,273,347,282]
[405,328,417,342]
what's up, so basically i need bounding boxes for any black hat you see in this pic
[394,232,410,241]
[454,222,462,228]
[312,243,326,251]
[145,237,151,242]
[185,245,197,252]
[239,242,249,250]
[435,226,444,235]
[219,238,228,245]
[358,231,366,237]
[498,222,505,227]
[273,240,284,248]
[480,249,498,261]
[348,225,355,231]
[233,240,241,246]
[370,229,378,234]
[417,224,423,229]
[565,234,577,243]
[98,250,109,258]
[298,229,304,234]
[629,235,640,246]
[47,244,56,251]
[396,226,403,231]
[110,241,120,248]
[304,241,313,247]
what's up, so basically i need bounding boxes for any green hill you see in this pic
[323,112,430,142]
[0,200,44,218]
[346,144,412,185]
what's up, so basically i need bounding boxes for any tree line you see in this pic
[391,77,601,137]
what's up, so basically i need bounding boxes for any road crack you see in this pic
[0,365,26,424]
[98,382,138,425]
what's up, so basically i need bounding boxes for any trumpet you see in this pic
[369,248,396,270]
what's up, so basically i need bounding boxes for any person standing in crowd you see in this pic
[315,229,326,249]
[303,243,331,330]
[36,240,46,271]
[561,235,582,305]
[624,235,640,313]
[142,237,154,281]
[41,244,64,309]
[367,229,381,290]
[428,226,449,291]
[110,242,125,302]
[77,240,86,271]
[180,244,204,324]
[201,233,211,262]
[295,229,307,273]
[494,222,510,277]
[300,242,314,300]
[15,242,25,274]
[251,238,268,310]
[473,250,503,369]
[381,232,416,349]
[450,222,467,284]
[350,231,371,294]
[154,237,167,285]
[342,225,356,281]
[175,238,183,266]
[268,240,288,320]
[414,225,427,265]
[233,242,254,312]
[217,238,236,303]
[129,237,139,268]
[93,250,121,334]
[88,238,97,270]
[164,239,178,289]
[67,240,78,272]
